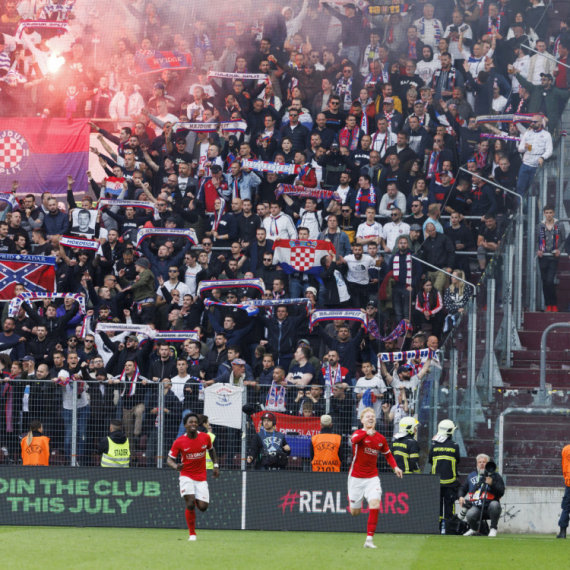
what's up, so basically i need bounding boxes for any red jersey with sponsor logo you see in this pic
[169,432,212,481]
[349,429,397,478]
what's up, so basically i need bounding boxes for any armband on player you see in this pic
[213,463,219,468]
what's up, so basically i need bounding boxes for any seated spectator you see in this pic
[477,215,501,271]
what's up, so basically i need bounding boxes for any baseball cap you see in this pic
[440,170,452,177]
[397,365,411,375]
[383,97,393,103]
[540,72,554,81]
[331,141,339,148]
[153,82,165,90]
[210,164,222,174]
[410,224,422,231]
[321,414,332,427]
[419,85,431,92]
[366,300,377,308]
[232,358,246,365]
[21,355,35,362]
[414,100,424,106]
[345,2,356,9]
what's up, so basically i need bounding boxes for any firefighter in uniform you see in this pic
[428,419,461,533]
[310,415,342,472]
[392,417,420,474]
[98,419,131,467]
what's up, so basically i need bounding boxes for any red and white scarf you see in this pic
[120,364,140,397]
[393,252,412,286]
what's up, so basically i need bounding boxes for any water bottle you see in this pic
[441,520,446,535]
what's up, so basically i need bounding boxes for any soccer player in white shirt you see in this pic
[356,206,384,253]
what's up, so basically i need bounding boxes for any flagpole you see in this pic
[522,46,570,71]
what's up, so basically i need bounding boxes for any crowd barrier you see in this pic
[0,467,440,533]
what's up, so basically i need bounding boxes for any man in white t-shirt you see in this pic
[381,359,432,414]
[356,206,384,253]
[170,358,194,436]
[182,251,200,296]
[382,207,411,254]
[355,361,386,416]
[335,171,353,205]
[339,243,375,307]
[157,264,191,305]
[151,99,179,136]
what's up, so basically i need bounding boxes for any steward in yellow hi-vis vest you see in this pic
[99,420,130,467]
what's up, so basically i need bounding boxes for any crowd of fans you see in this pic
[0,0,569,467]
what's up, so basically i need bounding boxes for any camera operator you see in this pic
[458,454,505,537]
[246,412,291,471]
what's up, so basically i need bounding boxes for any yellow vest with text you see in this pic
[206,432,216,469]
[101,437,131,468]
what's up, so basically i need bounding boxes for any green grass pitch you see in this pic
[0,527,566,570]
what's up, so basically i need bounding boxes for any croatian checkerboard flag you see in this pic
[272,239,336,279]
[0,118,89,195]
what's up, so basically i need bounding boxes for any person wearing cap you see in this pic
[247,411,291,470]
[310,414,343,472]
[322,3,364,67]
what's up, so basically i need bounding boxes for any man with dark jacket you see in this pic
[42,197,69,239]
[258,306,308,371]
[22,300,79,345]
[27,324,58,367]
[98,419,131,467]
[392,417,421,474]
[149,342,177,382]
[280,110,310,153]
[511,70,570,134]
[313,315,365,380]
[429,419,461,533]
[458,453,505,537]
[420,223,455,292]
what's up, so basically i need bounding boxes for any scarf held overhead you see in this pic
[310,309,368,332]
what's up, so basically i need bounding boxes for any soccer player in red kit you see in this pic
[348,407,403,548]
[167,413,220,541]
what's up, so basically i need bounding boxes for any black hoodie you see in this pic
[98,429,128,455]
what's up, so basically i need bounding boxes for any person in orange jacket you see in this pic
[557,444,570,538]
[21,420,50,466]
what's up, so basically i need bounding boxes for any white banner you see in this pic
[203,383,245,430]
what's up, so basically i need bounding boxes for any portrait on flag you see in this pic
[69,208,97,238]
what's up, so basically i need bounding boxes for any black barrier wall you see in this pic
[0,468,241,529]
[245,472,440,534]
[0,468,439,533]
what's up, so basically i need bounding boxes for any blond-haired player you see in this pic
[348,407,403,548]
